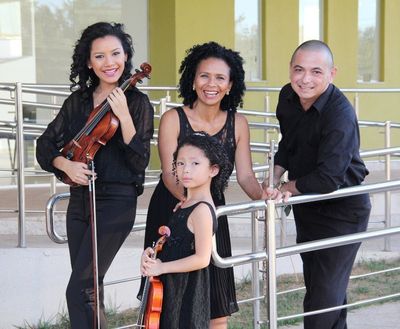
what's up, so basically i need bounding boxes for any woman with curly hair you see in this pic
[141,133,233,328]
[36,22,154,328]
[141,41,267,328]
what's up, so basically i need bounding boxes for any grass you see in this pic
[15,258,400,329]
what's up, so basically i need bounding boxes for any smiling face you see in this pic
[88,35,128,89]
[175,144,218,190]
[289,49,336,110]
[193,57,233,108]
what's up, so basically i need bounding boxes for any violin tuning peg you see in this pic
[135,69,140,73]
[138,79,143,84]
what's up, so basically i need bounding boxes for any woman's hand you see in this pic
[67,161,96,186]
[261,181,291,202]
[53,156,96,186]
[107,87,130,121]
[173,196,187,212]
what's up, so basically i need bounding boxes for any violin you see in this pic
[60,62,152,186]
[136,226,171,329]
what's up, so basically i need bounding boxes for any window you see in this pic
[358,0,381,82]
[0,1,22,59]
[235,0,262,81]
[299,0,323,42]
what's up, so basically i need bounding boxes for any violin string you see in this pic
[82,78,133,135]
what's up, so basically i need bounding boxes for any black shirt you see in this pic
[36,86,154,188]
[275,83,368,194]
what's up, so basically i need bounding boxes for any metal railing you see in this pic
[1,82,400,247]
[44,177,400,328]
[1,82,398,328]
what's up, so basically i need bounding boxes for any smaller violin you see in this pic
[136,226,171,329]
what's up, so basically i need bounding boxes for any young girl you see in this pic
[36,22,154,328]
[140,133,232,328]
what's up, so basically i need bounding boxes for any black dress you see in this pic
[159,201,217,329]
[142,107,239,318]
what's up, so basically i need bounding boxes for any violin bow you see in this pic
[88,160,100,329]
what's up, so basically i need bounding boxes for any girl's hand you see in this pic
[107,87,130,121]
[141,247,164,276]
[142,258,163,277]
[140,247,154,274]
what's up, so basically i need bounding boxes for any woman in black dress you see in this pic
[141,41,267,328]
[36,22,154,328]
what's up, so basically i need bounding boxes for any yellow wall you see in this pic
[149,0,234,87]
[324,0,359,85]
[149,0,400,151]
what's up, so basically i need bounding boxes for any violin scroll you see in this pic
[131,62,152,86]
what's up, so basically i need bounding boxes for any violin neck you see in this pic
[137,276,150,324]
[74,76,133,140]
[136,243,160,325]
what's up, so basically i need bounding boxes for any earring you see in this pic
[226,90,230,95]
[88,65,92,69]
[192,85,195,91]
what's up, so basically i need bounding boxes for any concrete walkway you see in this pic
[1,231,399,328]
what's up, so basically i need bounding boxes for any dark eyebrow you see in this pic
[92,47,122,55]
[292,64,323,71]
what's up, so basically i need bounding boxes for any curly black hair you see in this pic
[69,22,134,94]
[173,132,233,198]
[178,41,246,111]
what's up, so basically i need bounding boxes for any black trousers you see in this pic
[293,194,371,329]
[65,183,137,329]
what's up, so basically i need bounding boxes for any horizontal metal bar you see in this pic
[360,147,400,158]
[350,266,400,280]
[277,293,400,322]
[284,180,400,206]
[104,274,141,287]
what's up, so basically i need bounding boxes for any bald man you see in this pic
[265,40,371,329]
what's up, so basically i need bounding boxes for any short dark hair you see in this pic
[69,22,134,94]
[173,132,233,198]
[178,41,246,111]
[290,40,334,68]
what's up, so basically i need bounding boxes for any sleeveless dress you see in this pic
[142,106,239,318]
[159,201,217,328]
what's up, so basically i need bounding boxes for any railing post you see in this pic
[266,199,277,329]
[384,121,392,251]
[50,95,58,195]
[160,97,167,116]
[354,92,359,118]
[15,82,26,248]
[251,210,261,329]
[279,206,287,247]
[265,93,270,147]
[265,139,278,328]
